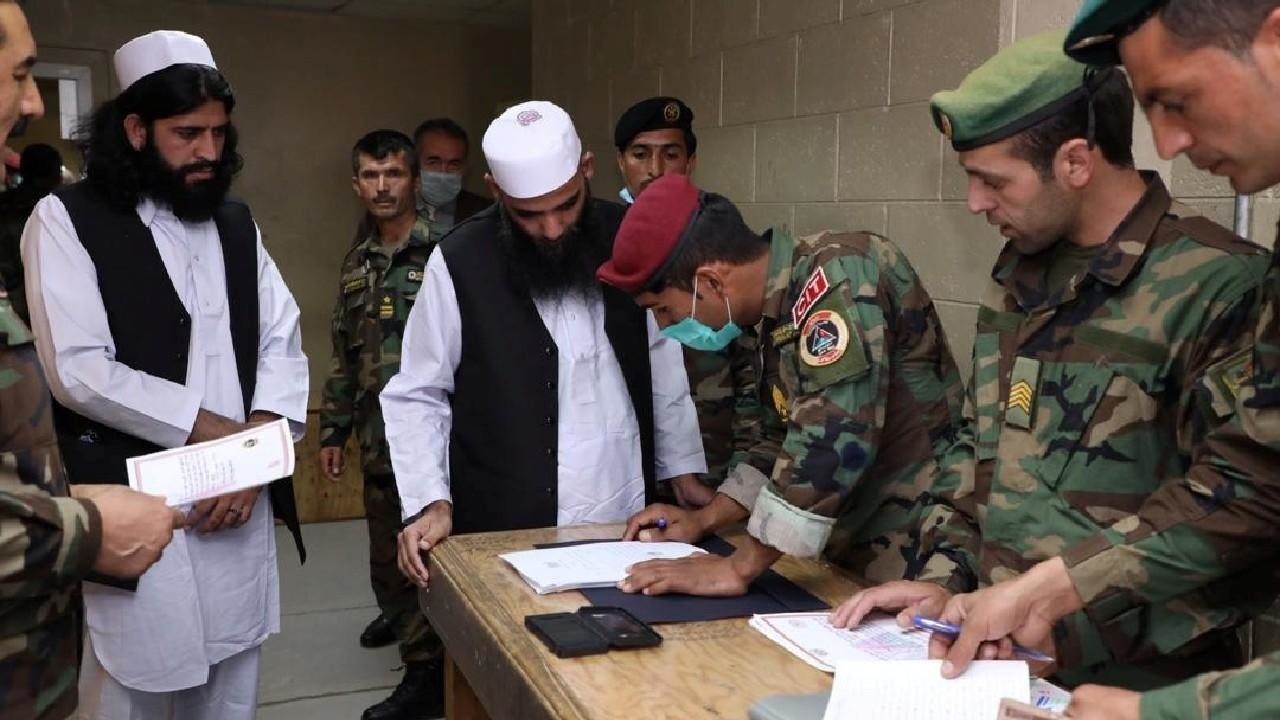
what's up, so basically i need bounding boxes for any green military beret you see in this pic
[1064,0,1165,66]
[930,30,1094,151]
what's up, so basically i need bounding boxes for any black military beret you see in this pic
[613,96,697,154]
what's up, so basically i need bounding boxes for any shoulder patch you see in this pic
[790,267,831,326]
[406,268,424,283]
[799,310,849,367]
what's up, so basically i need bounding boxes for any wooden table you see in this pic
[422,524,867,720]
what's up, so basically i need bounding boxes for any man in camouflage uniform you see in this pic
[911,3,1280,719]
[598,173,965,591]
[0,4,180,717]
[832,30,1276,694]
[614,97,761,502]
[319,130,442,720]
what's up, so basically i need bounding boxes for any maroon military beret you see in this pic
[597,174,700,294]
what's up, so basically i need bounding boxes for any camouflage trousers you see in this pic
[364,473,442,663]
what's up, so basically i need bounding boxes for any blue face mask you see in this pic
[661,277,742,352]
[618,186,635,205]
[420,170,463,207]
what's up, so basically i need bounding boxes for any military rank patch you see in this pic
[772,385,789,422]
[379,294,394,320]
[770,323,799,346]
[799,310,849,367]
[1005,356,1041,430]
[343,276,369,294]
[790,267,831,326]
[406,269,424,283]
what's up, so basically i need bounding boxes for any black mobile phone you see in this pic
[576,606,662,649]
[524,612,610,658]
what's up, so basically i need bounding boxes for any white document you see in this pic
[127,419,295,507]
[751,612,1070,716]
[499,541,706,594]
[822,660,1030,720]
[750,612,930,671]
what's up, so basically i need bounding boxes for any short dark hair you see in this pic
[1009,67,1135,179]
[1160,1,1280,55]
[412,117,469,156]
[351,129,418,176]
[649,193,768,293]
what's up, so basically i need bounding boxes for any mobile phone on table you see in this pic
[577,606,662,649]
[524,612,610,658]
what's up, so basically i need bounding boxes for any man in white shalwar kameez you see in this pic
[22,30,308,720]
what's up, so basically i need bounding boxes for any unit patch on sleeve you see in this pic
[790,267,831,327]
[795,305,869,386]
[406,269,424,283]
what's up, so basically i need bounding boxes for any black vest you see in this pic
[438,200,656,534]
[51,183,305,562]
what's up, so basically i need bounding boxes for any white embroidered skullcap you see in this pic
[114,31,217,92]
[482,101,582,199]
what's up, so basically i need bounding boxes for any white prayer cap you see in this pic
[482,101,582,199]
[114,31,218,92]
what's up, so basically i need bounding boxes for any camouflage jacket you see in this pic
[320,217,436,475]
[717,228,966,582]
[682,340,761,487]
[0,286,101,720]
[915,176,1274,685]
[1140,650,1280,720]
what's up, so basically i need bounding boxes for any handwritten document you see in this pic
[822,660,1030,720]
[500,541,706,594]
[751,612,1070,715]
[751,612,929,670]
[127,419,295,507]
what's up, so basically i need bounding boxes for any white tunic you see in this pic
[381,248,706,524]
[22,195,308,692]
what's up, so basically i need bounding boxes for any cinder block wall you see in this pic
[532,0,1280,659]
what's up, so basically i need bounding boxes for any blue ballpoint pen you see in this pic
[912,616,1055,663]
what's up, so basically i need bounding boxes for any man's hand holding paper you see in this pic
[127,418,296,509]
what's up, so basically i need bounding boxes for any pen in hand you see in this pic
[912,616,1055,663]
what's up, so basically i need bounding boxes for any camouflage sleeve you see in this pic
[727,332,763,472]
[911,388,983,593]
[0,484,101,597]
[717,333,780,512]
[1059,277,1280,653]
[319,283,356,449]
[1140,651,1280,720]
[747,245,948,557]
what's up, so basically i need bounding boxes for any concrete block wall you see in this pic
[532,0,1280,659]
[532,0,1277,379]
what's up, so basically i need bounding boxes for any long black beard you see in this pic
[496,195,609,300]
[137,136,236,222]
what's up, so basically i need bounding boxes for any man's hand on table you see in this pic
[622,503,707,543]
[398,500,452,587]
[1064,685,1141,720]
[623,492,750,544]
[829,580,953,630]
[618,535,782,597]
[929,557,1081,678]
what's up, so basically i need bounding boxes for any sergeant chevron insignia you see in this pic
[1005,356,1041,430]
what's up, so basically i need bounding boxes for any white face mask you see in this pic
[419,170,462,206]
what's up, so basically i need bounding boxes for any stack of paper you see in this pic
[750,612,1070,715]
[822,660,1030,720]
[499,541,705,594]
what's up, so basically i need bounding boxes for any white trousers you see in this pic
[77,635,261,720]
